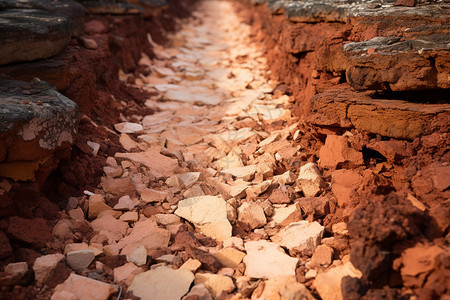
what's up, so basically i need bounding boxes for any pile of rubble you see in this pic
[0,0,449,299]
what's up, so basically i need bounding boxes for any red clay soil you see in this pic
[234,1,449,298]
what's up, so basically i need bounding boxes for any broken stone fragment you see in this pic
[272,204,301,226]
[114,122,143,134]
[213,247,246,269]
[113,262,143,285]
[182,283,212,300]
[116,218,170,252]
[51,273,117,300]
[5,262,28,280]
[255,276,314,300]
[271,221,324,256]
[237,202,267,230]
[296,162,326,197]
[128,266,194,300]
[88,194,111,219]
[33,253,65,287]
[141,188,167,203]
[175,195,232,241]
[314,259,362,300]
[178,172,202,188]
[115,148,178,179]
[221,165,257,181]
[91,215,129,242]
[194,273,235,298]
[127,245,147,266]
[310,244,334,268]
[269,188,291,204]
[180,258,202,273]
[66,249,95,272]
[243,240,298,279]
[113,195,135,211]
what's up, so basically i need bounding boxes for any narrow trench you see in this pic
[1,0,449,299]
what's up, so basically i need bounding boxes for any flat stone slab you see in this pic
[0,9,72,65]
[0,79,79,180]
[0,0,85,36]
[344,35,450,91]
[307,85,450,139]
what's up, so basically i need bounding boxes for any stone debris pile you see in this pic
[1,0,448,299]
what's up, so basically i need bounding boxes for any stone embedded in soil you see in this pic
[271,221,324,255]
[194,273,235,298]
[297,162,326,197]
[319,135,363,169]
[331,169,363,207]
[237,202,267,230]
[314,260,362,300]
[7,216,52,249]
[115,148,178,179]
[128,266,194,300]
[5,261,28,279]
[0,79,79,181]
[243,240,298,279]
[66,249,95,272]
[51,273,118,300]
[175,195,232,241]
[33,253,65,287]
[256,276,314,300]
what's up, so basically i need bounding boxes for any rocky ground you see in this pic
[0,0,449,299]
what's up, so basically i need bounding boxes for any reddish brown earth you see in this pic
[0,0,449,299]
[234,0,449,298]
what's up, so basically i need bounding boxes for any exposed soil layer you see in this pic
[234,0,449,298]
[0,0,448,299]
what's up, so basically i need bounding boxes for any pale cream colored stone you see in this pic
[314,259,362,300]
[243,240,298,279]
[180,258,202,273]
[128,266,194,300]
[271,221,324,255]
[194,273,235,298]
[213,248,246,268]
